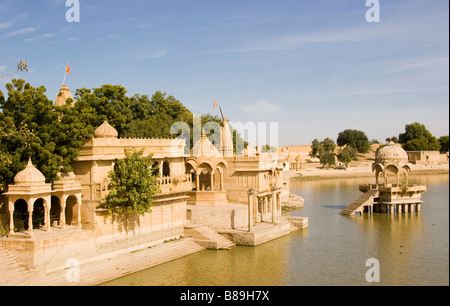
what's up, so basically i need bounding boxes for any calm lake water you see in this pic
[103,174,449,286]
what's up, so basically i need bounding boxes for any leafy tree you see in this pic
[310,138,336,168]
[337,129,370,153]
[320,152,336,168]
[337,146,358,167]
[0,79,93,188]
[104,149,159,216]
[438,136,449,153]
[398,122,440,151]
[385,136,399,143]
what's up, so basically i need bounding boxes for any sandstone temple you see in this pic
[0,85,307,273]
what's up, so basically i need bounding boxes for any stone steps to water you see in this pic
[340,190,379,216]
[184,223,235,250]
[4,237,205,286]
[0,245,31,285]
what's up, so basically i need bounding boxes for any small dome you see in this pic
[375,141,408,163]
[57,171,76,181]
[13,158,46,185]
[94,121,118,138]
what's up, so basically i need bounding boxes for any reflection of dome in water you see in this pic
[375,141,408,163]
[13,158,46,185]
[94,121,118,138]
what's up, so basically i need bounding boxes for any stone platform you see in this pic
[219,216,308,246]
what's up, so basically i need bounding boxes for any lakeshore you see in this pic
[290,163,449,180]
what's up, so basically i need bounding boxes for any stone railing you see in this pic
[157,174,192,194]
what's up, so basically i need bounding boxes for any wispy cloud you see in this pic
[134,50,167,59]
[0,23,12,30]
[1,27,35,40]
[383,56,449,74]
[239,100,282,115]
[24,33,55,43]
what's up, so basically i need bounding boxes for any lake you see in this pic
[102,174,449,286]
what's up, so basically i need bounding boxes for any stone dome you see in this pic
[375,141,408,163]
[57,171,76,181]
[13,158,46,185]
[94,121,118,138]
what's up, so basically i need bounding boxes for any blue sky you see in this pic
[1,0,448,146]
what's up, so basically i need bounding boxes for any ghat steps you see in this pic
[340,189,379,216]
[0,245,30,286]
[184,222,235,250]
[1,237,204,286]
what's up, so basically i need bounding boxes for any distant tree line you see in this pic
[309,124,448,168]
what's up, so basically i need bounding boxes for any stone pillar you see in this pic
[247,189,254,232]
[397,204,402,214]
[404,204,409,213]
[44,196,51,232]
[416,203,421,212]
[210,172,214,191]
[76,194,82,227]
[271,189,277,224]
[196,173,200,191]
[389,205,395,214]
[60,195,67,229]
[8,200,14,234]
[220,172,224,191]
[27,198,34,236]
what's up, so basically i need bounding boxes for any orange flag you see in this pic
[213,100,218,110]
[66,64,71,75]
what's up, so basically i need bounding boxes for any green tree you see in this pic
[438,136,449,153]
[398,122,440,151]
[337,146,358,167]
[104,149,160,216]
[0,79,93,186]
[337,129,370,153]
[310,138,336,168]
[320,152,336,168]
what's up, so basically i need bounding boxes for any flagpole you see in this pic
[219,106,224,121]
[62,62,68,85]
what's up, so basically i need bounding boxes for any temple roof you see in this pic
[13,158,46,185]
[191,133,222,158]
[55,85,74,107]
[94,121,119,139]
[375,141,409,163]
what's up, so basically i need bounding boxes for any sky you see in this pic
[0,0,448,146]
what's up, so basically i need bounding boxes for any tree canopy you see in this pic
[336,129,370,153]
[309,138,336,168]
[0,79,93,190]
[104,149,159,216]
[398,122,440,151]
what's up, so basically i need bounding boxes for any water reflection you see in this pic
[103,174,448,286]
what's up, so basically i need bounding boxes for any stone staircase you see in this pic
[0,244,30,286]
[184,223,235,250]
[2,237,205,286]
[340,189,379,216]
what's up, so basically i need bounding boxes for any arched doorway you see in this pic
[162,161,170,177]
[13,199,28,232]
[50,196,61,226]
[32,199,45,230]
[65,195,78,226]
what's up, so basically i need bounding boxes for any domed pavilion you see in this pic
[341,142,427,216]
[373,141,412,186]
